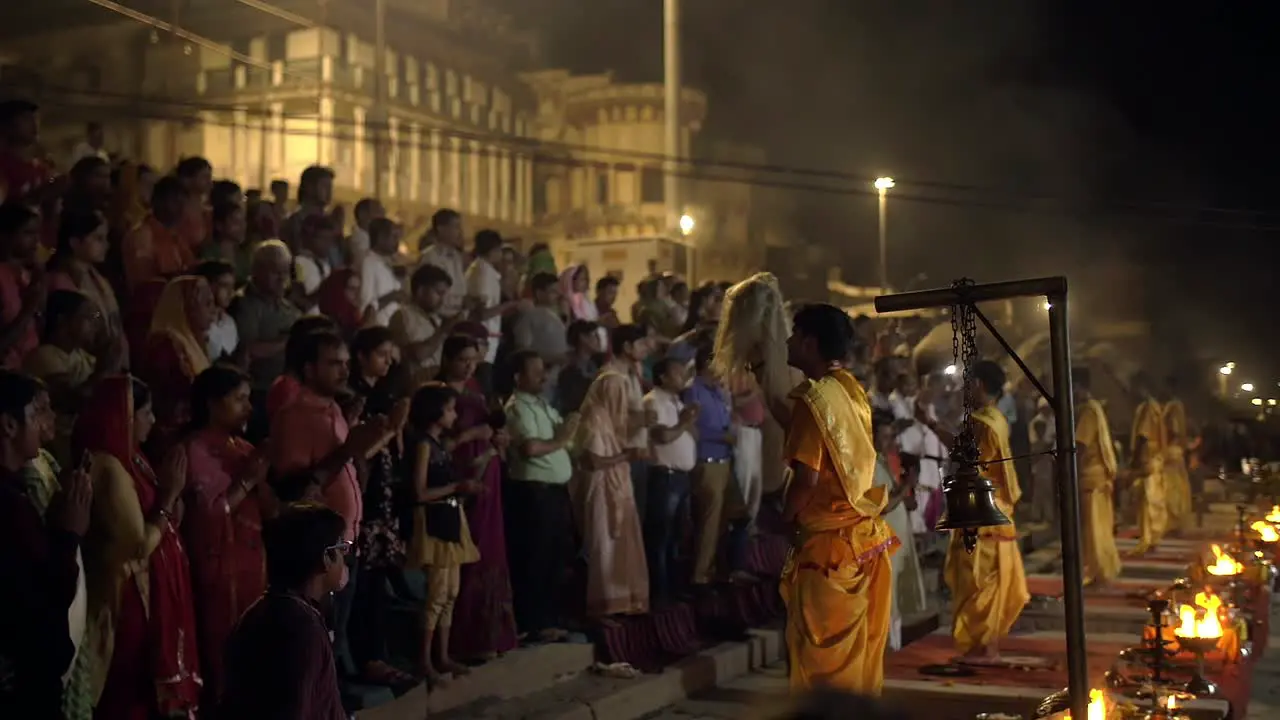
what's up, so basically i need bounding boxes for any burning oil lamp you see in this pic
[1034,687,1110,720]
[1204,544,1243,577]
[1266,505,1280,524]
[1173,592,1223,697]
[1249,520,1279,543]
[1142,695,1191,720]
[1107,596,1180,700]
[1071,689,1108,720]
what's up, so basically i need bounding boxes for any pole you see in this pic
[877,188,888,291]
[874,276,1067,313]
[1048,293,1089,720]
[875,276,1089,720]
[663,0,680,239]
[372,0,387,201]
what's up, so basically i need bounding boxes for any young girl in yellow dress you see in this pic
[405,382,480,684]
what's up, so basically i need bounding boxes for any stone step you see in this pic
[356,641,597,719]
[425,629,784,720]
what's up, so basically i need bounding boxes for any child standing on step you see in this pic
[405,382,480,685]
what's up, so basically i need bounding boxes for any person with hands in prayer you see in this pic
[0,370,93,719]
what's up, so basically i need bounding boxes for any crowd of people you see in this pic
[5,97,1237,719]
[4,100,928,719]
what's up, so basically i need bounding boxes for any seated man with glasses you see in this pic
[218,502,353,719]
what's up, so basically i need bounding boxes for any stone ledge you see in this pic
[356,641,597,719]
[417,627,785,720]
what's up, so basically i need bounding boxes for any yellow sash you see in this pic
[792,369,886,519]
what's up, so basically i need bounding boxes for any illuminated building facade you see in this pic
[0,0,540,238]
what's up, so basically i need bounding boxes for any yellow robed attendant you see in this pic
[1130,374,1167,553]
[1161,384,1193,534]
[941,360,1029,658]
[1073,368,1123,585]
[779,304,897,695]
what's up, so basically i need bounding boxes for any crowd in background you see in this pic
[0,99,880,720]
[5,98,1266,720]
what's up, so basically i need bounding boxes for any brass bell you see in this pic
[935,428,1012,552]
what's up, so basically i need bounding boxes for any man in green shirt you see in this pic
[504,350,576,641]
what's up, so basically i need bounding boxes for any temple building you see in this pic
[0,0,782,288]
[0,0,540,239]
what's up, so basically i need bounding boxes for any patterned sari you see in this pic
[75,376,202,718]
[181,428,265,699]
[449,386,519,658]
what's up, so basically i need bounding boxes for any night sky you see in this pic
[501,1,1280,391]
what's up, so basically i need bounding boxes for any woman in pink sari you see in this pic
[75,376,202,719]
[180,365,271,700]
[573,371,649,618]
[559,264,598,324]
[437,334,519,661]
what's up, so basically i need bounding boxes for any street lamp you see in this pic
[1220,365,1234,376]
[1242,382,1255,392]
[875,177,894,291]
[679,214,695,236]
[1252,398,1263,406]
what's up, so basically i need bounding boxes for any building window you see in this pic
[596,173,609,206]
[641,167,663,203]
[533,177,547,216]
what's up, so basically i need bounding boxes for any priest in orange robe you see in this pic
[779,303,897,694]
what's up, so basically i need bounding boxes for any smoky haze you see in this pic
[502,0,1271,385]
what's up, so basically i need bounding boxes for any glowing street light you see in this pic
[679,214,695,236]
[1252,398,1263,406]
[1042,301,1053,311]
[1220,365,1234,376]
[1242,383,1255,392]
[944,364,958,376]
[875,177,894,291]
[1270,399,1278,407]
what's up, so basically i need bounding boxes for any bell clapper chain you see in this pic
[953,279,981,553]
[937,278,1012,553]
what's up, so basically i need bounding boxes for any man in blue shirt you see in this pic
[683,344,751,587]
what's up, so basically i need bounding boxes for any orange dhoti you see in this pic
[946,529,1030,655]
[780,368,894,695]
[781,521,896,694]
[945,405,1029,655]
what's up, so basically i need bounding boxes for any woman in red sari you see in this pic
[75,376,202,719]
[136,276,214,457]
[180,365,271,701]
[437,334,519,661]
[317,268,370,340]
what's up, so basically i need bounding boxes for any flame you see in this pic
[1088,689,1106,720]
[1251,520,1280,542]
[1206,544,1243,576]
[1166,696,1177,710]
[1266,505,1280,523]
[1175,591,1224,639]
[1067,689,1108,720]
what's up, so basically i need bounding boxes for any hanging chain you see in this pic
[952,278,979,428]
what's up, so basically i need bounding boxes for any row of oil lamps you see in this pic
[1039,505,1280,720]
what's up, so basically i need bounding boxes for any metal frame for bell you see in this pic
[934,434,1012,551]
